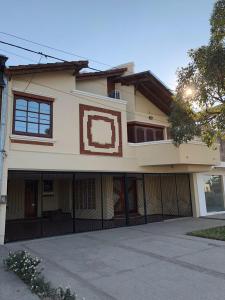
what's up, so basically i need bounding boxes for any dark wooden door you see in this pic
[113,177,125,216]
[127,178,138,214]
[25,180,38,218]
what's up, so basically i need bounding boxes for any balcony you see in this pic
[129,140,220,167]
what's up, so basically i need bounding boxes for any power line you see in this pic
[0,40,67,62]
[0,31,114,69]
[0,45,171,121]
[0,48,38,63]
[4,69,169,125]
[23,56,43,92]
[7,78,169,124]
[0,39,103,72]
[0,32,174,89]
[0,41,170,120]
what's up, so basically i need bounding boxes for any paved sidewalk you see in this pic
[2,217,225,300]
[202,213,225,220]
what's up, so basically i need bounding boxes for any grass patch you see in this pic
[187,226,225,241]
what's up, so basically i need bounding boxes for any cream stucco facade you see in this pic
[0,60,223,244]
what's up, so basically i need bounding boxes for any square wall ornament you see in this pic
[80,104,122,156]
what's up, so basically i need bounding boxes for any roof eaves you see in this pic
[76,67,127,80]
[114,70,173,95]
[6,60,89,76]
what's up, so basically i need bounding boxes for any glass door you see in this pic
[204,175,225,213]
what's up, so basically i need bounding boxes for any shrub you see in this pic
[4,250,41,285]
[4,250,81,300]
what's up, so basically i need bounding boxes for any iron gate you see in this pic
[5,171,192,242]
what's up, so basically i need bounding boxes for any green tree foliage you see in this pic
[169,0,225,146]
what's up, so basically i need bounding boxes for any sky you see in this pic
[0,0,215,90]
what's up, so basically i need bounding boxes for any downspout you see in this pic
[0,55,8,203]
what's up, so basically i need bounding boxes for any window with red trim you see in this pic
[127,123,164,143]
[13,93,53,138]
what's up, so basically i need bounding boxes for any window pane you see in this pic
[136,127,145,142]
[204,175,225,212]
[127,125,135,143]
[28,112,38,123]
[27,123,38,133]
[15,121,26,132]
[40,103,50,114]
[15,110,26,121]
[16,99,27,110]
[40,114,50,124]
[43,180,54,193]
[155,129,164,141]
[14,96,52,137]
[146,129,154,141]
[40,124,50,135]
[28,101,39,112]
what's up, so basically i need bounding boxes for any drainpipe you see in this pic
[0,55,8,244]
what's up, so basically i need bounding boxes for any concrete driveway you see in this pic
[3,217,225,300]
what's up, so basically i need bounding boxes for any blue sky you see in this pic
[0,0,215,90]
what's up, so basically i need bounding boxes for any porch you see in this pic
[5,171,193,242]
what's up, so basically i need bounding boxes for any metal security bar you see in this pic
[5,171,192,242]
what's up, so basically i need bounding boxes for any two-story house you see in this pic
[0,54,223,244]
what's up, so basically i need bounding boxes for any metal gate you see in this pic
[5,171,192,242]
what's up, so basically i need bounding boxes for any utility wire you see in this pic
[0,33,174,88]
[0,48,37,63]
[0,47,170,121]
[0,39,103,72]
[4,69,169,125]
[8,78,169,124]
[0,40,66,62]
[23,56,43,92]
[0,31,113,69]
[0,32,136,75]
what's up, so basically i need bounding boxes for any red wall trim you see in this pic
[80,104,122,157]
[13,91,55,102]
[11,139,54,146]
[87,115,116,148]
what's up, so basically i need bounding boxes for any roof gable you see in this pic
[114,71,173,115]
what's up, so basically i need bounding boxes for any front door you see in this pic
[25,180,38,218]
[113,177,125,216]
[113,176,138,216]
[127,178,138,214]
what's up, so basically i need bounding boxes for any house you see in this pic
[0,54,223,244]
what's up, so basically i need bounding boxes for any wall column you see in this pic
[0,162,8,244]
[189,173,201,218]
[0,55,8,244]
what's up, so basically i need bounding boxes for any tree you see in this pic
[169,0,225,146]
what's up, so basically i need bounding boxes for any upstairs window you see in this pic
[127,123,164,143]
[13,92,53,138]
